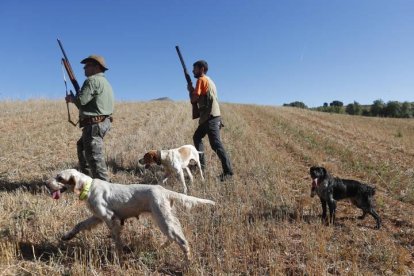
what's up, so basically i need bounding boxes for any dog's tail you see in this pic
[167,191,215,209]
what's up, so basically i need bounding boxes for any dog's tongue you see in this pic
[312,178,318,188]
[52,190,61,200]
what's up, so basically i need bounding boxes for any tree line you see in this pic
[283,100,414,118]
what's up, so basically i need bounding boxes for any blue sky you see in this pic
[0,0,413,107]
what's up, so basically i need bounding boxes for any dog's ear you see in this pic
[143,152,150,163]
[70,174,84,195]
[148,151,155,162]
[321,167,327,176]
[148,150,160,163]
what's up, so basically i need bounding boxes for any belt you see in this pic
[80,115,113,128]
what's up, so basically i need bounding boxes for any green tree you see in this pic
[400,102,412,118]
[371,99,385,117]
[345,101,362,115]
[283,101,308,109]
[384,101,401,117]
[330,100,343,107]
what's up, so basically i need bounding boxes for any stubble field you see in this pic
[0,100,413,275]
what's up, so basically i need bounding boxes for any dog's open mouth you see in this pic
[312,178,318,188]
[311,178,318,197]
[52,190,61,200]
[138,159,151,169]
[51,187,67,200]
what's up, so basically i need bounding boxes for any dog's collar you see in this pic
[79,179,93,201]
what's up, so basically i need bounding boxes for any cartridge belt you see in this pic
[80,115,112,128]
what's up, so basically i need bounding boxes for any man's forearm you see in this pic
[190,92,199,104]
[187,84,198,104]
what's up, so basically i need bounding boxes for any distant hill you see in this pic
[151,97,173,101]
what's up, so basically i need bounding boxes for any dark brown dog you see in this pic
[310,166,381,229]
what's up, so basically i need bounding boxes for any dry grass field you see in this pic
[0,100,413,275]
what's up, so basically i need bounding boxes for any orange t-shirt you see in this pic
[194,75,209,96]
[191,75,209,104]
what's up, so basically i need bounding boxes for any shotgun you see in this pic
[57,38,79,126]
[175,46,200,119]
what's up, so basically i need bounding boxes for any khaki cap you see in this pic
[81,55,108,71]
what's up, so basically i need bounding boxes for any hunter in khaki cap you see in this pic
[65,53,114,181]
[81,55,108,71]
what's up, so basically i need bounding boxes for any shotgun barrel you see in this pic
[175,46,200,119]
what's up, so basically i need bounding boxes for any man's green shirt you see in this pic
[75,73,114,119]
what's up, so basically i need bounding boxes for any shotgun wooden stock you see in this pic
[58,39,80,94]
[57,38,79,126]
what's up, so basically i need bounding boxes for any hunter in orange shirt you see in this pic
[187,60,233,182]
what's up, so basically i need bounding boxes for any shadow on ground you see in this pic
[0,179,47,194]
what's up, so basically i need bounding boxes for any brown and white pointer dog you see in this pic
[139,145,204,194]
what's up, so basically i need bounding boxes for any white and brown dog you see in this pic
[45,169,215,262]
[139,145,204,194]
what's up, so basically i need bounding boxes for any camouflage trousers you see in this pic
[77,118,111,181]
